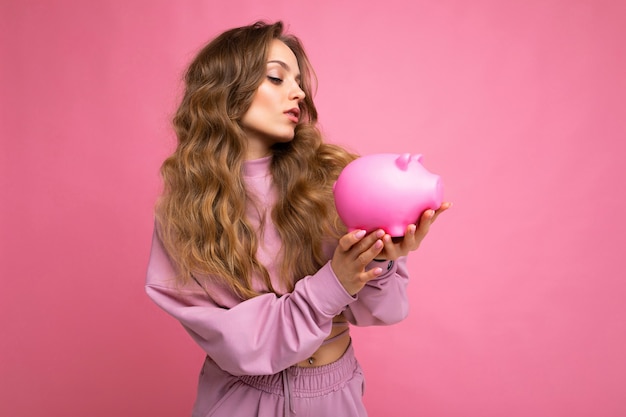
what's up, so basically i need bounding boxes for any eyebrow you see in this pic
[267,60,301,82]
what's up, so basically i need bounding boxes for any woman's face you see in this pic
[241,39,306,159]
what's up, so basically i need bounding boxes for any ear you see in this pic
[395,153,412,170]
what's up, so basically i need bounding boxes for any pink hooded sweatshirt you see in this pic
[145,156,410,376]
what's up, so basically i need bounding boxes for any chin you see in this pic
[274,130,296,143]
[269,135,296,151]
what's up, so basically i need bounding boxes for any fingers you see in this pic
[338,228,385,257]
[381,223,415,259]
[335,203,451,293]
[431,201,452,222]
[351,262,385,287]
[380,202,452,259]
[357,237,384,265]
[415,209,435,239]
[362,266,384,281]
[405,224,417,242]
[332,229,386,295]
[337,229,366,251]
[340,265,384,295]
[417,202,452,235]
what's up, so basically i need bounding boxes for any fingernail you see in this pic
[355,230,366,238]
[373,267,383,275]
[376,229,385,237]
[375,240,383,248]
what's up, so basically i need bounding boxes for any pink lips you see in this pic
[285,107,300,123]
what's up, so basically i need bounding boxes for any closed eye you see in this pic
[267,76,283,84]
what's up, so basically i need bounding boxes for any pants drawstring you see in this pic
[281,369,296,415]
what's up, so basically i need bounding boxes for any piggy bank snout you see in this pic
[430,175,444,207]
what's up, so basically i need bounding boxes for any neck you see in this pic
[244,136,272,160]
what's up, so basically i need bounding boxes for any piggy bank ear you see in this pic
[395,153,412,170]
[411,154,424,163]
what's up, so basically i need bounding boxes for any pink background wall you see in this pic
[2,1,625,416]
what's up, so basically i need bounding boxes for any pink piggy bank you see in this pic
[333,153,444,237]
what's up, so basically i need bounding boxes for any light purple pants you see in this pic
[192,344,367,417]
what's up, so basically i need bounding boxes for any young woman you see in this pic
[146,21,449,417]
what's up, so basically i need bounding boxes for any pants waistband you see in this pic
[237,343,357,398]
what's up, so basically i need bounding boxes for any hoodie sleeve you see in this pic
[145,230,357,376]
[343,257,410,326]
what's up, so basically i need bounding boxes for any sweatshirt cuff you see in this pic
[303,261,356,316]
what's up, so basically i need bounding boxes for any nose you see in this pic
[290,82,306,102]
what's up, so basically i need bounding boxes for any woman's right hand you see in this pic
[330,229,386,295]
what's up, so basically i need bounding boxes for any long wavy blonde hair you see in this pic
[156,21,356,299]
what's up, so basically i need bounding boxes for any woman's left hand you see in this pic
[376,202,452,260]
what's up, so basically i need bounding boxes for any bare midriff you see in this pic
[296,314,351,368]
